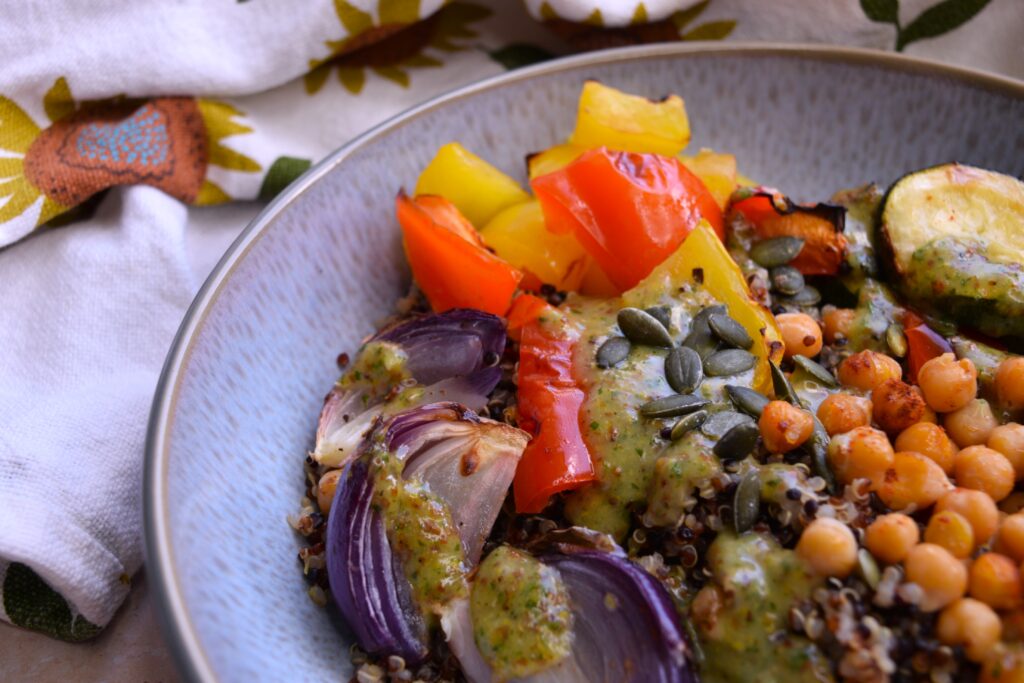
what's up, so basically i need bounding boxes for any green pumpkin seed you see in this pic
[770,361,804,407]
[856,548,880,589]
[665,346,703,394]
[704,349,757,377]
[769,266,805,296]
[733,470,762,533]
[792,355,838,387]
[805,417,836,493]
[596,337,631,369]
[709,313,753,350]
[682,305,725,359]
[777,285,821,307]
[701,410,754,438]
[713,421,761,461]
[645,305,672,331]
[670,410,708,440]
[886,323,908,358]
[751,236,805,268]
[726,385,770,417]
[618,307,673,348]
[640,394,709,418]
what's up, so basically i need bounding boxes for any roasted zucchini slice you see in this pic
[879,163,1024,338]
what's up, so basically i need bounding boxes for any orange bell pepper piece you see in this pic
[731,191,848,276]
[395,193,522,316]
[531,147,724,293]
[511,295,596,513]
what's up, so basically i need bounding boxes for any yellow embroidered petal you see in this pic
[0,96,41,154]
[0,177,42,224]
[43,77,75,123]
[681,20,736,41]
[379,0,421,26]
[539,2,558,21]
[194,179,231,206]
[372,66,410,88]
[304,63,332,95]
[338,67,366,94]
[670,0,709,30]
[583,8,603,26]
[208,143,261,173]
[631,3,648,24]
[197,100,253,142]
[0,157,23,178]
[38,196,69,225]
[333,0,374,36]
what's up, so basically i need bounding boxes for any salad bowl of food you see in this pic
[146,44,1024,683]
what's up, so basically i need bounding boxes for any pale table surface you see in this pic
[0,571,182,683]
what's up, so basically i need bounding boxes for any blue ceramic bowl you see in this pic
[145,43,1024,683]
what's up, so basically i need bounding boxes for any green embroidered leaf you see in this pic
[681,20,737,41]
[860,0,899,24]
[488,44,556,70]
[897,0,992,50]
[3,563,101,642]
[259,156,312,201]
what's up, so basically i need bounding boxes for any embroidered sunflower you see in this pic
[305,0,491,95]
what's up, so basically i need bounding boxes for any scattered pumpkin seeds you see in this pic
[670,410,708,440]
[856,548,881,589]
[708,313,753,350]
[645,305,673,331]
[769,266,805,296]
[713,421,761,461]
[792,355,838,387]
[725,385,770,417]
[701,410,754,438]
[750,236,805,268]
[640,394,709,418]
[665,346,703,394]
[770,361,804,407]
[733,470,762,533]
[596,337,631,369]
[682,305,725,359]
[777,285,821,307]
[704,349,756,377]
[618,307,674,348]
[886,323,908,358]
[805,417,836,493]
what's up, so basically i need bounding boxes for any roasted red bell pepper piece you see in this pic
[396,193,522,315]
[904,322,953,384]
[511,295,595,513]
[531,147,723,293]
[731,191,847,276]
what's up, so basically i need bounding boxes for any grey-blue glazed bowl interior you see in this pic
[145,44,1024,683]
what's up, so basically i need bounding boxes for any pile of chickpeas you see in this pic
[767,310,1024,678]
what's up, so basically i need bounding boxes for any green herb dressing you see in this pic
[698,532,832,683]
[339,340,413,401]
[470,546,574,680]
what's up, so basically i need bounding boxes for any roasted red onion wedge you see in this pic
[314,309,505,466]
[326,403,528,662]
[443,539,696,683]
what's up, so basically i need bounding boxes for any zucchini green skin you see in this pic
[878,163,1024,339]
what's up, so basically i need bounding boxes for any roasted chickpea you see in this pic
[691,584,723,634]
[864,513,919,564]
[918,353,978,413]
[904,543,968,611]
[920,405,939,424]
[837,350,903,392]
[795,517,858,578]
[821,307,856,344]
[876,451,953,511]
[997,514,1024,562]
[955,445,1016,501]
[970,552,1022,610]
[776,313,823,359]
[989,423,1024,480]
[828,426,895,485]
[759,400,814,453]
[925,510,975,559]
[945,398,999,448]
[817,394,872,436]
[997,357,1024,410]
[872,379,927,434]
[316,469,343,516]
[937,598,1002,663]
[936,488,1000,547]
[895,422,958,474]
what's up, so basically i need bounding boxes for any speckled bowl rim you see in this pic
[144,42,1024,683]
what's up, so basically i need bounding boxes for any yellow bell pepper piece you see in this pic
[681,149,738,210]
[578,259,619,297]
[569,80,691,156]
[480,201,588,291]
[415,142,529,227]
[527,143,586,180]
[624,222,783,393]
